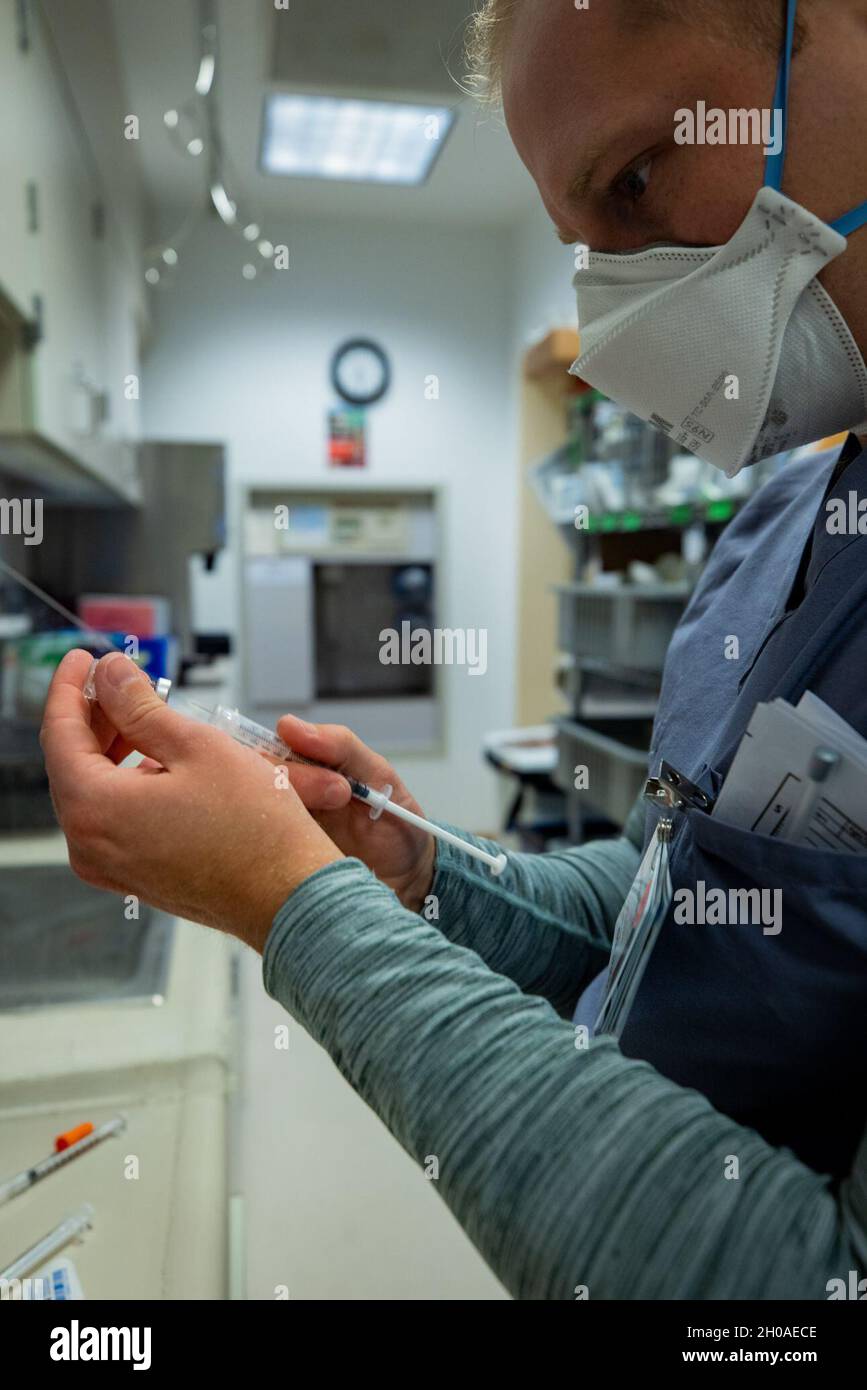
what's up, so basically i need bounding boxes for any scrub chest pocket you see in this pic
[619,796,867,1180]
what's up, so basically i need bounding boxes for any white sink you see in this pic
[0,866,173,1010]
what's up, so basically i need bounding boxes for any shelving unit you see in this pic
[511,327,753,842]
[514,330,582,727]
[555,581,691,672]
[579,497,739,533]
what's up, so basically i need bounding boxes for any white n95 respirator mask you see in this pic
[569,0,867,477]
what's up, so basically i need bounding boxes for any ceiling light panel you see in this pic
[260,94,454,185]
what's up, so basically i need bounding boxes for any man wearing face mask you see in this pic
[41,0,867,1299]
[549,0,867,1178]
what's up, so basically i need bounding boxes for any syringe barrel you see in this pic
[0,1172,29,1205]
[207,705,292,759]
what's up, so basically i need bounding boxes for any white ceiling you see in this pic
[108,0,538,235]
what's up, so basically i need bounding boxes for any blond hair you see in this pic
[465,0,797,105]
[464,1,518,104]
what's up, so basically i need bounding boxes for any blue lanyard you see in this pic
[763,0,867,236]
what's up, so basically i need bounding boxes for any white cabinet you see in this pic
[244,556,315,706]
[0,0,140,501]
[0,2,33,320]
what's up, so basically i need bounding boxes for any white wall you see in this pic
[142,215,516,830]
[510,195,578,356]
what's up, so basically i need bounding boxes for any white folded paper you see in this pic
[712,693,867,851]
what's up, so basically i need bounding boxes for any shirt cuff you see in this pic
[430,822,507,896]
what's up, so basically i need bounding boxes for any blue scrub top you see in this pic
[576,437,867,1179]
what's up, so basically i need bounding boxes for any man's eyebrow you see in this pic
[566,142,609,205]
[551,144,610,246]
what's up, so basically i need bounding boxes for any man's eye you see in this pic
[613,157,653,204]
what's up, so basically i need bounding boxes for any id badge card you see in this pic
[594,762,713,1040]
[594,819,672,1039]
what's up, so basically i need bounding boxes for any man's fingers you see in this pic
[92,653,196,767]
[276,713,388,785]
[257,722,352,810]
[280,760,352,812]
[40,649,110,799]
[89,703,136,763]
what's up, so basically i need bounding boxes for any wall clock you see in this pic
[331,338,391,407]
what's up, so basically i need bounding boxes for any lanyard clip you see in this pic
[644,760,714,816]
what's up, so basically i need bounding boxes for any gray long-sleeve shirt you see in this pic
[262,806,867,1300]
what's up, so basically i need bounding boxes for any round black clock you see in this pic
[331,338,391,407]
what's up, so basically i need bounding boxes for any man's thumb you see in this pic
[93,653,188,765]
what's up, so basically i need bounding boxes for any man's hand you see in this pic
[40,650,344,953]
[275,713,436,913]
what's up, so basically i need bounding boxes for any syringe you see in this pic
[0,1116,126,1206]
[191,703,508,877]
[0,1204,94,1284]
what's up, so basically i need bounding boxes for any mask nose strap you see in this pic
[764,0,867,237]
[762,0,796,193]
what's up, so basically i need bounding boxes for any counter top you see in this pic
[0,828,70,869]
[0,1061,229,1299]
[0,838,241,1298]
[0,905,238,1091]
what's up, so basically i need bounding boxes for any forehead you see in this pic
[501,1,670,201]
[501,0,627,155]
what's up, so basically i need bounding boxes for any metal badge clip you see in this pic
[644,760,715,817]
